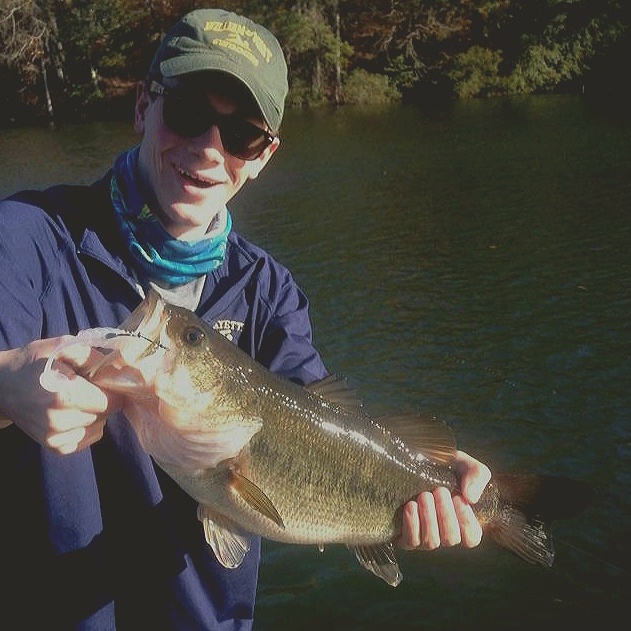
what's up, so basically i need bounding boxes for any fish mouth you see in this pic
[84,290,173,393]
[121,289,168,339]
[117,288,174,368]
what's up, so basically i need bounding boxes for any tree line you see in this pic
[1,0,628,125]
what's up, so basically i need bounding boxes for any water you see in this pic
[1,95,630,629]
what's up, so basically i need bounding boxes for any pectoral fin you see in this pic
[349,542,403,587]
[197,504,251,569]
[230,468,285,529]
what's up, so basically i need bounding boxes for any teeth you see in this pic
[176,166,213,186]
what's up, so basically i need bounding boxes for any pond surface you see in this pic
[1,94,629,629]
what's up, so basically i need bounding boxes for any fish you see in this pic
[4,290,594,586]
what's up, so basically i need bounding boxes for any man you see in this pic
[0,8,490,630]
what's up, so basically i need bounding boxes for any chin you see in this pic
[167,207,215,238]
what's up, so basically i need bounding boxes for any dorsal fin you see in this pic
[306,374,363,409]
[375,413,457,466]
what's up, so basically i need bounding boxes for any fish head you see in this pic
[120,288,231,395]
[83,289,174,398]
[88,290,262,468]
[113,288,255,421]
[98,289,228,415]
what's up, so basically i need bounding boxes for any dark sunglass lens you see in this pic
[160,89,272,159]
[162,93,210,138]
[221,120,270,160]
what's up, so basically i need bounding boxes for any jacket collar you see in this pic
[75,172,141,291]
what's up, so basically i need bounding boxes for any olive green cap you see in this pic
[148,9,288,133]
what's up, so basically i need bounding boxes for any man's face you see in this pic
[134,73,279,240]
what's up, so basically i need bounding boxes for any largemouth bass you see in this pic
[3,291,593,585]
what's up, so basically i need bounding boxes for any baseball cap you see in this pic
[148,9,288,133]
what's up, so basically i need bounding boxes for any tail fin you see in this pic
[484,474,594,567]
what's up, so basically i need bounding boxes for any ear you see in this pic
[134,81,151,134]
[247,137,281,180]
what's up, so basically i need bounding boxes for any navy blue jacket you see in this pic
[0,173,327,630]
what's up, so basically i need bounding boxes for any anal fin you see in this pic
[348,542,403,587]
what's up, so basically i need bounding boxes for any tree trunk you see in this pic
[334,1,342,104]
[313,56,322,99]
[91,63,99,93]
[40,56,54,124]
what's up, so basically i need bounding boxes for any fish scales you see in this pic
[60,289,593,586]
[162,353,460,545]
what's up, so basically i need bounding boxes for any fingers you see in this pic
[397,452,491,552]
[51,337,96,368]
[43,347,118,420]
[453,494,483,547]
[42,403,108,454]
[39,371,111,454]
[0,339,116,456]
[452,450,492,504]
[434,487,462,546]
[398,488,464,551]
[45,416,107,454]
[398,495,423,550]
[51,346,126,416]
[50,372,111,415]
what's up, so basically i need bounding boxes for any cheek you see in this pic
[140,127,178,180]
[246,157,266,179]
[141,104,179,152]
[232,161,261,186]
[227,170,253,197]
[219,157,247,190]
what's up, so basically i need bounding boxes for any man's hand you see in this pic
[0,338,122,454]
[397,450,492,550]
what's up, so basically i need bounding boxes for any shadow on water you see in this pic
[1,94,630,629]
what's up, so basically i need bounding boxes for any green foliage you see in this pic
[274,2,352,104]
[509,43,576,93]
[285,77,327,108]
[342,68,400,105]
[0,0,629,123]
[505,3,625,94]
[386,55,424,92]
[281,7,334,55]
[448,46,505,98]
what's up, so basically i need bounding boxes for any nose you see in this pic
[191,124,225,161]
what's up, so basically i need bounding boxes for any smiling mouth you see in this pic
[175,166,216,189]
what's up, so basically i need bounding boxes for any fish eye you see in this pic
[183,326,205,346]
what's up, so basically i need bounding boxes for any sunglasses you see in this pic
[149,81,275,161]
